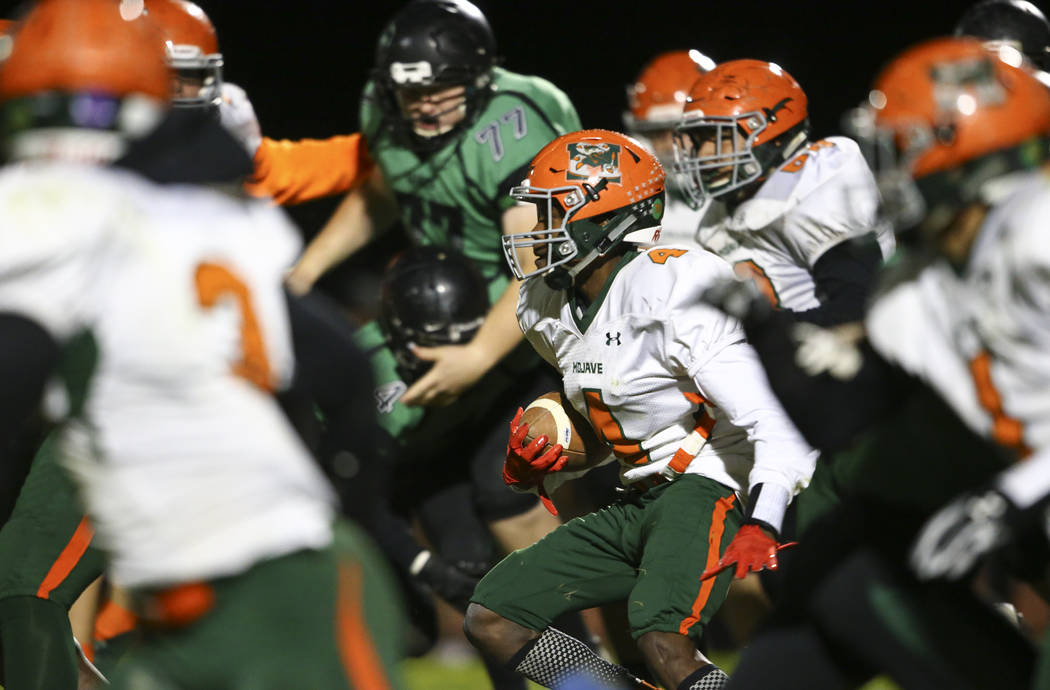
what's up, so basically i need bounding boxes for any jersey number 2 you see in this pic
[195,262,273,392]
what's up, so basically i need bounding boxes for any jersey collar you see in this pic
[568,251,638,333]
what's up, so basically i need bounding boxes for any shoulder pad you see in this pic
[730,137,878,238]
[620,247,735,316]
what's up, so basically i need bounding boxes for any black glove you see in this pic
[412,551,482,612]
[910,488,1016,581]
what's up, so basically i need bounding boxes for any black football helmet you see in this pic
[955,0,1050,70]
[379,246,489,383]
[372,0,497,152]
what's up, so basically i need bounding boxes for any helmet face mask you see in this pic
[142,0,223,110]
[373,0,496,153]
[673,113,765,207]
[393,83,471,141]
[672,59,810,210]
[503,130,666,289]
[167,46,223,108]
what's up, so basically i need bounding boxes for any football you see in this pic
[520,392,598,471]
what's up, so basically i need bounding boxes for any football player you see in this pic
[623,50,713,247]
[673,59,895,563]
[718,38,1050,689]
[674,59,891,328]
[464,129,817,690]
[286,0,580,407]
[0,2,404,688]
[351,245,534,688]
[285,0,590,651]
[145,0,375,205]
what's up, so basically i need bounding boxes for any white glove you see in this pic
[218,82,262,156]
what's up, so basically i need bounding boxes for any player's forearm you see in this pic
[289,171,397,291]
[466,279,526,373]
[695,342,817,513]
[248,134,375,206]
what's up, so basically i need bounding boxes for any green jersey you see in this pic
[361,67,581,304]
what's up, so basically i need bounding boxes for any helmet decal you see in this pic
[389,61,435,85]
[929,56,1006,112]
[567,142,622,182]
[504,129,666,287]
[651,196,665,221]
[764,97,795,123]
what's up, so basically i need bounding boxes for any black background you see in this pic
[194,0,981,237]
[0,0,993,300]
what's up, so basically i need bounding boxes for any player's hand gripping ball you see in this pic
[503,393,599,517]
[518,392,593,471]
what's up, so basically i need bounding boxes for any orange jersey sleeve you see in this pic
[245,133,375,206]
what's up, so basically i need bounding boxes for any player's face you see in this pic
[532,203,566,269]
[396,84,468,138]
[172,68,213,100]
[679,125,745,190]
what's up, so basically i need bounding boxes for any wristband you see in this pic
[745,483,790,537]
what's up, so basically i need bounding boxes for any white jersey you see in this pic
[867,171,1050,463]
[697,136,890,311]
[517,246,816,529]
[0,162,335,588]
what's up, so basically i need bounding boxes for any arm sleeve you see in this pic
[742,309,916,453]
[245,134,375,206]
[791,232,884,327]
[690,341,818,533]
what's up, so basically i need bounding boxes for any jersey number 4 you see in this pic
[195,262,273,392]
[648,248,688,265]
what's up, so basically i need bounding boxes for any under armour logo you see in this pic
[606,332,622,346]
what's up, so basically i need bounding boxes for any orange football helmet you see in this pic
[673,59,809,207]
[145,0,223,107]
[855,36,1050,230]
[0,0,168,102]
[624,50,714,132]
[0,0,169,162]
[502,129,665,288]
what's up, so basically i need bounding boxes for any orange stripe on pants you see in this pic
[337,562,392,690]
[678,494,736,635]
[36,515,94,600]
[93,598,139,643]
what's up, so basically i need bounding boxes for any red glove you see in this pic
[503,408,569,514]
[701,524,797,581]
